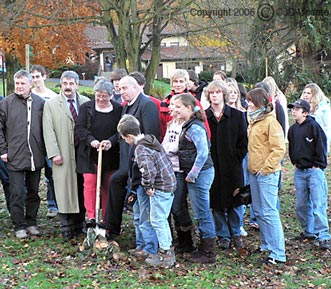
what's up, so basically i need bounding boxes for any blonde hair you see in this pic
[300,83,329,113]
[204,80,228,104]
[226,82,246,112]
[263,76,285,101]
[170,69,189,88]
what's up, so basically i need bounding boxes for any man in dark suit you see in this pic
[103,75,159,240]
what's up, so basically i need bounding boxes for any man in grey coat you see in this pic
[43,71,89,241]
[0,70,45,239]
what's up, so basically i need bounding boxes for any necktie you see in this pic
[68,99,77,122]
[68,99,79,145]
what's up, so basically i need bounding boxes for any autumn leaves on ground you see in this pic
[0,154,330,288]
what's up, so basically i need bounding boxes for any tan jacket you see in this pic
[43,92,89,213]
[247,112,285,175]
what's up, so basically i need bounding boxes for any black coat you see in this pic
[0,93,45,171]
[118,93,160,172]
[75,100,122,174]
[206,105,248,210]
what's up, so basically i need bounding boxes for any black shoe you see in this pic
[62,231,74,242]
[318,239,330,251]
[86,218,96,229]
[263,257,285,266]
[294,232,317,241]
[106,232,118,241]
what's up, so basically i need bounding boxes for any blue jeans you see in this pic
[150,190,174,250]
[133,186,158,254]
[249,171,286,262]
[171,172,192,227]
[187,167,216,239]
[294,168,330,241]
[213,208,241,240]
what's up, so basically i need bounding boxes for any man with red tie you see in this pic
[43,71,90,241]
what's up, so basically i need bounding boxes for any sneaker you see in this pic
[145,247,176,267]
[294,232,317,241]
[240,226,248,237]
[26,226,41,236]
[47,209,58,218]
[249,223,259,230]
[130,249,149,260]
[232,236,244,249]
[16,229,28,239]
[128,248,142,255]
[263,257,285,266]
[218,238,230,249]
[318,239,330,251]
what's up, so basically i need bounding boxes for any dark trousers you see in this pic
[0,159,10,211]
[104,140,130,235]
[171,172,192,228]
[44,158,57,210]
[103,169,128,235]
[58,172,85,233]
[9,169,41,231]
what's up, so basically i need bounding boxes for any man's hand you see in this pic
[52,155,63,166]
[1,153,8,163]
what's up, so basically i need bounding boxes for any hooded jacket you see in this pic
[133,134,176,193]
[248,112,285,175]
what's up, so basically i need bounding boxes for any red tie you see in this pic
[68,99,79,145]
[68,99,77,122]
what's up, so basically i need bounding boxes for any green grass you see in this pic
[0,153,330,288]
[0,113,330,288]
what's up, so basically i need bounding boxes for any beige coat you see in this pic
[43,92,90,213]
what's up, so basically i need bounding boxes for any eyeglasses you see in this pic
[95,93,110,99]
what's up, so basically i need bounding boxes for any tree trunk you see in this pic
[5,53,20,95]
[144,2,162,95]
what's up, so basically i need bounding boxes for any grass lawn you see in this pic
[0,150,330,288]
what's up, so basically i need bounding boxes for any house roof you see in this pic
[142,45,229,62]
[85,25,149,50]
[85,25,113,50]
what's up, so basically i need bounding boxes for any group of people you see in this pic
[0,66,330,268]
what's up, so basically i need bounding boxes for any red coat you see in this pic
[159,91,210,142]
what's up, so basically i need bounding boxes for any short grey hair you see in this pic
[94,79,114,96]
[14,70,32,83]
[60,70,79,85]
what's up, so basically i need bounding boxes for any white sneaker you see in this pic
[26,226,41,236]
[47,209,58,218]
[240,226,248,237]
[15,229,28,239]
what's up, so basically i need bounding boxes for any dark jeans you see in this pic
[58,172,85,233]
[9,169,41,231]
[171,172,192,228]
[0,159,10,211]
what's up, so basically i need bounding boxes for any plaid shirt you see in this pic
[135,137,176,193]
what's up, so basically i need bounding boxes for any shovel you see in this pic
[83,145,106,249]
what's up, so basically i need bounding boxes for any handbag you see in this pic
[232,185,251,207]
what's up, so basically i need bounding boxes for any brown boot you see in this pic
[189,237,216,264]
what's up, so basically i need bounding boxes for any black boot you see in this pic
[175,226,196,254]
[189,237,216,264]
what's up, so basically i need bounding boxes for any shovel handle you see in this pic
[95,147,103,222]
